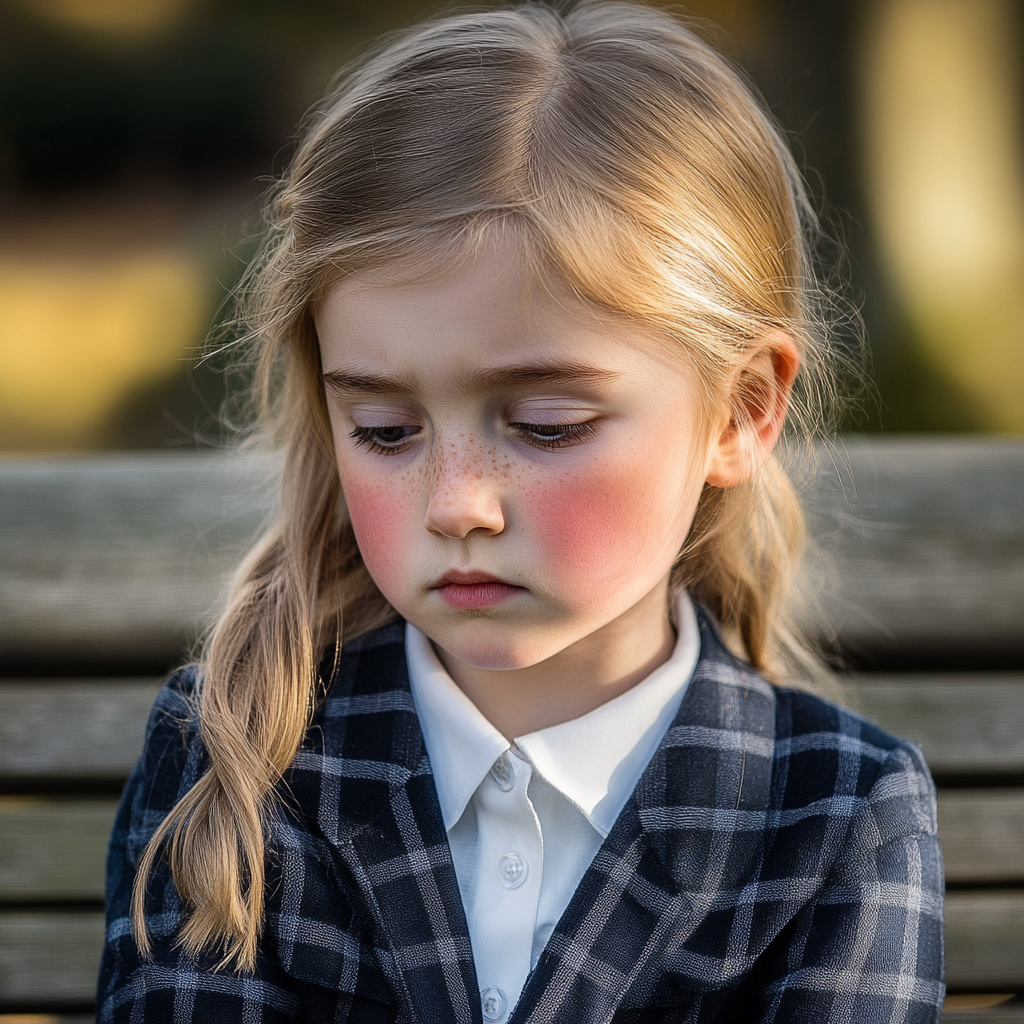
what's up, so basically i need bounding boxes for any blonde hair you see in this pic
[134,0,850,970]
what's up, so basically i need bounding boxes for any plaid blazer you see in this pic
[98,612,944,1023]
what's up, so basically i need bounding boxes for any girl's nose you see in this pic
[424,447,506,539]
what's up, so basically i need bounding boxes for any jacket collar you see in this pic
[310,610,776,1024]
[512,611,777,1022]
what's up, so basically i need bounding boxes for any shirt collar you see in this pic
[405,623,509,830]
[406,592,701,837]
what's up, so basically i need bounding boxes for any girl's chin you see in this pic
[429,624,570,674]
[436,645,544,674]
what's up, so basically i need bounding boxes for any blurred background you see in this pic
[0,0,1022,452]
[1,5,1022,1019]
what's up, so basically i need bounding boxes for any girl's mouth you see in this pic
[432,571,525,609]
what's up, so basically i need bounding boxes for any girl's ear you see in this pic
[705,332,800,488]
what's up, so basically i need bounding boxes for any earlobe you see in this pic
[704,333,800,488]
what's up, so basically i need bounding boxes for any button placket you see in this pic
[472,750,543,1024]
[497,851,528,888]
[489,751,516,791]
[481,986,507,1022]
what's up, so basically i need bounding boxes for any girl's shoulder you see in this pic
[695,609,934,812]
[698,606,922,753]
[771,680,927,777]
[136,664,202,754]
[130,621,412,800]
[769,683,936,834]
[110,666,208,872]
[136,618,408,752]
[150,662,202,711]
[774,681,913,755]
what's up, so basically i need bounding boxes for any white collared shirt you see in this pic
[405,594,700,1024]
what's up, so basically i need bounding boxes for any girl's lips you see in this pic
[436,581,522,609]
[432,572,524,609]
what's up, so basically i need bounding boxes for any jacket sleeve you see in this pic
[96,668,301,1024]
[758,738,945,1024]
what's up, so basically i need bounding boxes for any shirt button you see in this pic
[497,852,528,889]
[489,753,515,791]
[481,986,507,1022]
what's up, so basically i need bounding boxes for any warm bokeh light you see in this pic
[0,0,1019,444]
[942,994,1015,1010]
[0,253,207,448]
[860,0,1024,431]
[12,0,194,38]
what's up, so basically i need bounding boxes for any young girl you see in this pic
[98,3,944,1021]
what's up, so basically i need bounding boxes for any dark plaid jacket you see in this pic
[98,612,944,1023]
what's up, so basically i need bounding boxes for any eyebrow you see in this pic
[321,362,621,396]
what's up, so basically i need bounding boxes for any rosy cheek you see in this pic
[342,476,415,591]
[528,462,684,595]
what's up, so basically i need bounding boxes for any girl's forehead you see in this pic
[321,239,571,339]
[319,232,665,353]
[316,244,700,402]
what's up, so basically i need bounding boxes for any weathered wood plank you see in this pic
[1,440,1022,664]
[0,453,276,666]
[0,681,162,777]
[799,437,1024,654]
[0,912,104,1003]
[0,895,1019,1003]
[939,790,1024,883]
[941,1011,1024,1024]
[0,799,117,900]
[847,676,1024,774]
[945,892,1024,988]
[3,675,1022,778]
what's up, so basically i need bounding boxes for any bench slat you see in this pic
[0,454,274,666]
[799,438,1024,654]
[940,1012,1024,1024]
[0,911,104,1003]
[2,440,1022,664]
[939,790,1024,883]
[0,681,162,777]
[846,676,1024,774]
[0,799,118,899]
[0,1018,96,1023]
[0,1017,95,1023]
[2,895,1019,1002]
[945,892,1024,988]
[4,676,1023,778]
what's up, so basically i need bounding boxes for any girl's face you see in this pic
[316,241,727,676]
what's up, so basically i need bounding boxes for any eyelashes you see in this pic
[348,420,597,455]
[349,425,419,455]
[509,421,597,448]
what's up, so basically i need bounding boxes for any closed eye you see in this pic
[349,424,420,454]
[510,421,597,449]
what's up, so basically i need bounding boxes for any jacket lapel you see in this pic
[311,625,481,1024]
[512,612,777,1023]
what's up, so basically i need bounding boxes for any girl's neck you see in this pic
[431,585,677,739]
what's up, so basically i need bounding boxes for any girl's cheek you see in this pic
[529,462,689,593]
[342,476,415,588]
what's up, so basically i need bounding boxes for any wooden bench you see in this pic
[1,437,1022,1022]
